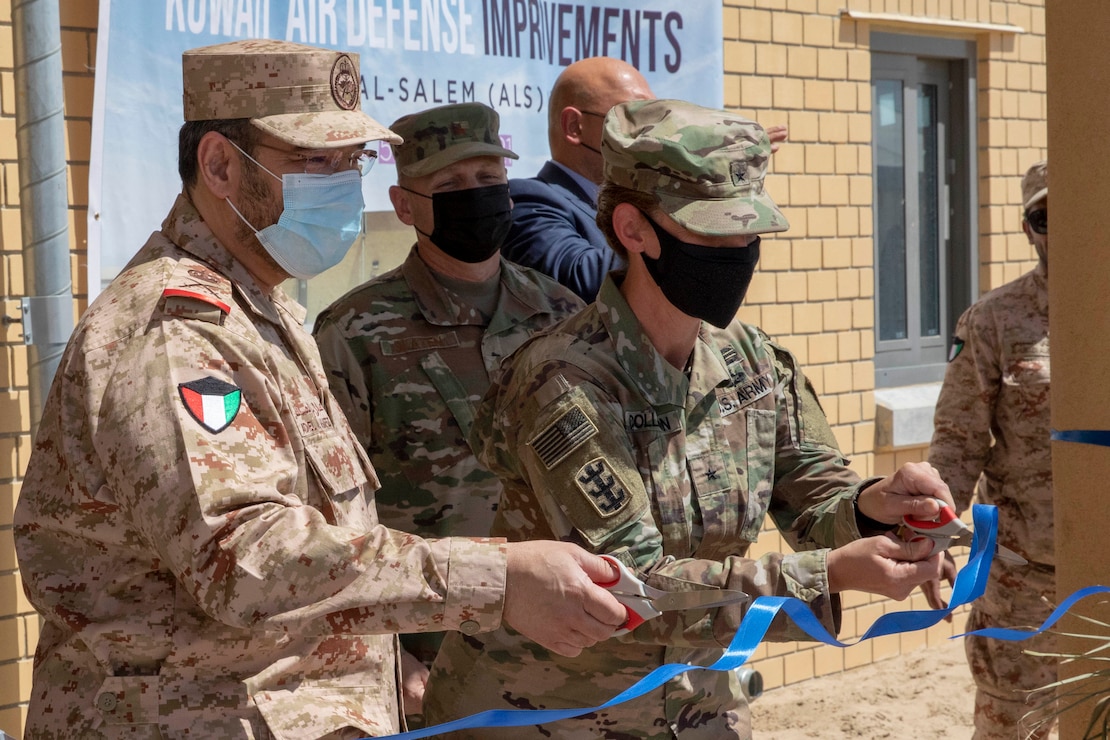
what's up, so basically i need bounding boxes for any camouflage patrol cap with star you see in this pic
[182,39,401,149]
[389,102,518,178]
[1022,159,1048,209]
[602,99,788,236]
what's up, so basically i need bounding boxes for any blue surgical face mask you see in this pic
[226,142,365,279]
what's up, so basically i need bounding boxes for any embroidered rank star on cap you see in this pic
[179,376,242,433]
[388,102,518,177]
[602,98,788,237]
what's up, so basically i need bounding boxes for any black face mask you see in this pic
[415,183,512,263]
[641,215,761,329]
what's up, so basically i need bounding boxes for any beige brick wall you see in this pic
[725,0,1046,691]
[0,0,1045,731]
[0,0,26,732]
[0,0,96,734]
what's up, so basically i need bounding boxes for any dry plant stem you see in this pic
[1022,602,1110,739]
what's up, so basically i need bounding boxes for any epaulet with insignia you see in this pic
[534,373,573,410]
[161,259,233,325]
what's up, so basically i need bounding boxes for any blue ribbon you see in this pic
[372,505,999,740]
[961,584,1110,641]
[1051,429,1110,448]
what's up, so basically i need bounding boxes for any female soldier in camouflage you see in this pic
[422,99,954,739]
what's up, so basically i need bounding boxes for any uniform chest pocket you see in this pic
[689,450,731,497]
[687,446,739,551]
[378,361,474,487]
[630,429,689,537]
[304,428,372,526]
[1002,343,1050,411]
[1003,344,1050,387]
[738,408,777,541]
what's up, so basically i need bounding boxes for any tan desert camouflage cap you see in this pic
[389,102,518,178]
[1022,159,1047,209]
[182,39,401,149]
[602,99,788,236]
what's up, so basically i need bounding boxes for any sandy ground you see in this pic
[750,636,1060,740]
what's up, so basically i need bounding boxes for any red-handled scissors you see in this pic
[903,502,1027,565]
[596,555,750,636]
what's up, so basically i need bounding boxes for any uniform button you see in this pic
[97,692,118,712]
[459,620,481,635]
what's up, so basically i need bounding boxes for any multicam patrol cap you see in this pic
[1022,159,1048,209]
[389,102,518,178]
[182,39,401,149]
[602,99,788,236]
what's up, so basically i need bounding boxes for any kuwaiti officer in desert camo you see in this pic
[13,39,626,739]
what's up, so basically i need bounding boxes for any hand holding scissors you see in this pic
[902,502,1027,565]
[595,555,750,636]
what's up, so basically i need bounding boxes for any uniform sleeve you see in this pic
[928,306,997,513]
[99,315,506,639]
[473,353,840,649]
[761,338,871,552]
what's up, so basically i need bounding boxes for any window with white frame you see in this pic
[871,34,977,388]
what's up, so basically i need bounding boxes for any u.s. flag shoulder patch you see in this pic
[179,376,242,433]
[529,404,597,469]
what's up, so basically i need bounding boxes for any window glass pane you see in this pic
[874,79,907,341]
[918,84,941,337]
[871,43,973,388]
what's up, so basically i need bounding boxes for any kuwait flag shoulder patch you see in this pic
[179,376,242,434]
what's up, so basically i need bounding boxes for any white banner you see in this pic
[89,0,724,296]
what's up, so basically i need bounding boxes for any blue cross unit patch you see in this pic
[574,457,629,518]
[530,404,598,469]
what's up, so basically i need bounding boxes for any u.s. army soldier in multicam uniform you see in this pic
[929,160,1055,740]
[422,99,955,740]
[313,102,584,714]
[13,40,626,739]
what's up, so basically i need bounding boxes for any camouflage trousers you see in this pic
[23,715,376,740]
[23,713,273,740]
[964,560,1056,740]
[424,630,753,739]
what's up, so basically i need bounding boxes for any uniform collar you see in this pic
[595,276,676,406]
[163,193,306,327]
[1033,259,1047,282]
[401,246,559,331]
[595,275,730,408]
[1031,260,1048,316]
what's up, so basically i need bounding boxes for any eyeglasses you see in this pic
[577,108,608,119]
[255,142,377,177]
[1025,208,1047,235]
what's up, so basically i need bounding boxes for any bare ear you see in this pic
[389,185,415,226]
[612,203,653,256]
[560,106,584,145]
[1022,219,1035,245]
[197,132,239,199]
